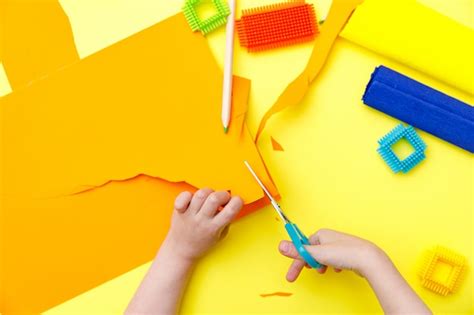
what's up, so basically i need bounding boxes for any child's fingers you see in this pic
[312,228,351,245]
[213,196,243,227]
[199,191,231,217]
[286,259,305,282]
[188,188,213,213]
[174,191,193,213]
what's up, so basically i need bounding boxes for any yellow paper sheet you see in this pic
[340,0,474,94]
[0,0,79,90]
[254,0,364,141]
[1,13,277,204]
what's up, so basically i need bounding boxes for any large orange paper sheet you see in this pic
[0,13,278,314]
[1,13,277,203]
[255,0,364,141]
[0,0,79,90]
[0,77,265,315]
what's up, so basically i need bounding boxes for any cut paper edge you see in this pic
[0,0,79,90]
[254,0,365,141]
[271,137,285,151]
[1,14,278,206]
[68,75,253,196]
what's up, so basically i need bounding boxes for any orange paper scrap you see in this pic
[271,136,285,151]
[1,13,277,314]
[255,0,364,141]
[260,292,293,297]
[0,0,79,90]
[1,13,277,203]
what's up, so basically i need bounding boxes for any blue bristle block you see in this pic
[378,124,427,174]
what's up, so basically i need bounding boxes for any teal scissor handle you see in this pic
[284,222,323,269]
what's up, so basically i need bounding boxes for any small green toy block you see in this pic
[182,0,230,36]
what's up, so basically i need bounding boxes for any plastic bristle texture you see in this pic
[182,0,230,35]
[377,124,427,174]
[236,1,318,52]
[419,246,467,296]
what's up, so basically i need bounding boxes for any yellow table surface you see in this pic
[0,0,470,314]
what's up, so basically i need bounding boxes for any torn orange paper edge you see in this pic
[271,136,285,151]
[0,78,258,314]
[1,13,278,205]
[0,0,79,90]
[254,0,364,141]
[260,292,293,297]
[1,176,188,314]
[0,13,277,314]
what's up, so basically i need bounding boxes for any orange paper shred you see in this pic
[260,292,294,297]
[271,137,285,151]
[255,0,364,141]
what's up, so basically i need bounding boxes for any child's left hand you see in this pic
[165,189,243,263]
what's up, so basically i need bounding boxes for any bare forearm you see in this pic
[365,252,431,315]
[125,238,194,315]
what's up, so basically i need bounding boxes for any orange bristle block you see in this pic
[236,1,318,52]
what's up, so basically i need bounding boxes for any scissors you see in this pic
[244,161,323,269]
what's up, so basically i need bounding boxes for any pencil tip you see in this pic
[224,127,229,133]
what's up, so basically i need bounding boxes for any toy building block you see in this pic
[377,124,427,174]
[419,246,467,296]
[183,0,230,35]
[236,0,318,52]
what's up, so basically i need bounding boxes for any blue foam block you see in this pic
[363,66,474,153]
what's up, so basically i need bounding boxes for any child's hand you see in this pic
[278,229,390,282]
[165,189,243,263]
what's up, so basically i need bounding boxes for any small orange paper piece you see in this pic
[260,292,293,297]
[0,0,79,90]
[0,13,278,314]
[271,136,285,151]
[255,0,364,141]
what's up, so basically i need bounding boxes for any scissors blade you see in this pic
[243,161,289,223]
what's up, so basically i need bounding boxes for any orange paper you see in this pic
[260,292,293,297]
[0,0,79,90]
[1,13,277,203]
[255,0,364,141]
[271,136,285,151]
[1,13,278,314]
[0,79,264,315]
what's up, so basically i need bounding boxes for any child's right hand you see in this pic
[278,229,391,282]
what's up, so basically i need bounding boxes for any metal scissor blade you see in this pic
[244,160,275,202]
[244,160,289,223]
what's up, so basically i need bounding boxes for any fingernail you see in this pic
[196,190,206,198]
[279,242,288,253]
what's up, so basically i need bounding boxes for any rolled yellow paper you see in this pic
[340,0,474,94]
